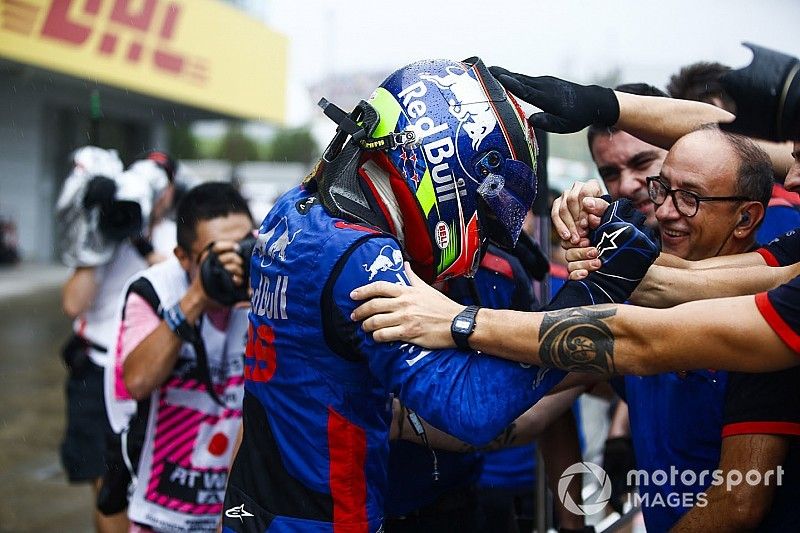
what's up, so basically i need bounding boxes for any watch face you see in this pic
[454,317,473,333]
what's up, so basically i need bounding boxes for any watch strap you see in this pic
[164,302,197,343]
[451,305,480,350]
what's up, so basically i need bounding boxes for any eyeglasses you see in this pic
[646,176,750,217]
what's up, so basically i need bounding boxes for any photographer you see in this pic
[57,147,176,532]
[116,182,253,532]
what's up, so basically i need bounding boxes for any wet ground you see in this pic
[0,270,93,532]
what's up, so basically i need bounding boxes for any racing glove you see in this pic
[489,66,620,133]
[720,42,800,142]
[545,197,659,310]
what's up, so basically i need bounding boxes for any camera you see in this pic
[200,235,257,305]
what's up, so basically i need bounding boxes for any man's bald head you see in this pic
[655,126,773,260]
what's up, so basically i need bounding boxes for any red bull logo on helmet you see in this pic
[420,66,497,150]
[397,78,469,205]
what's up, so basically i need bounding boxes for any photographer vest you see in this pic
[108,258,246,532]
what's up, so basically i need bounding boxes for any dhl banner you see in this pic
[0,0,287,122]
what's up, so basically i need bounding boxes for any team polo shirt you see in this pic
[756,228,800,267]
[624,370,727,532]
[757,185,800,245]
[722,366,800,531]
[755,276,800,355]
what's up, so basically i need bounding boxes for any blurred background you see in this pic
[0,0,798,531]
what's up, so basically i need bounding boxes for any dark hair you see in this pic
[587,83,669,155]
[176,182,253,251]
[667,62,735,112]
[697,124,773,211]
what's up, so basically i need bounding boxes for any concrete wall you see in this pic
[0,73,50,262]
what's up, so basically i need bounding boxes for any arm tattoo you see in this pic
[538,305,617,375]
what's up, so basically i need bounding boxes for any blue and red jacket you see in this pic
[386,246,540,516]
[222,186,566,532]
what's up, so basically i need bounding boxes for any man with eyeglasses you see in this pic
[580,98,772,530]
[496,70,800,531]
[351,68,800,531]
[585,123,774,530]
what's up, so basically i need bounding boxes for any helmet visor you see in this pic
[475,156,537,249]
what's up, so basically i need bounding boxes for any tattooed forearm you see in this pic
[538,305,618,375]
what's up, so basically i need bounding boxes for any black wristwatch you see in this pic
[451,305,480,350]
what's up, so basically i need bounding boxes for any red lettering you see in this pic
[153,49,184,74]
[127,41,143,62]
[98,32,118,55]
[152,3,185,75]
[110,0,157,31]
[41,0,92,45]
[245,323,277,383]
[84,0,101,14]
[159,2,179,38]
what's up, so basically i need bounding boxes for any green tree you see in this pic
[218,122,259,163]
[266,126,318,165]
[167,123,198,159]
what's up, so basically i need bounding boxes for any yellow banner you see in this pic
[0,0,287,122]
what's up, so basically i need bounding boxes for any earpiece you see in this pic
[739,212,751,225]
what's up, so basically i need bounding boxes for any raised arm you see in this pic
[330,237,567,447]
[62,266,98,319]
[630,262,800,308]
[615,91,733,150]
[353,277,799,376]
[489,67,794,176]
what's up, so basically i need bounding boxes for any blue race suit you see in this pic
[222,186,566,533]
[385,247,537,524]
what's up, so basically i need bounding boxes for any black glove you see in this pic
[489,66,620,133]
[720,42,800,142]
[602,436,636,514]
[200,235,256,306]
[82,175,116,210]
[546,197,659,310]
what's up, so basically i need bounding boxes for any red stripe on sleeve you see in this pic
[328,407,368,533]
[756,247,781,267]
[722,421,800,437]
[480,252,514,279]
[334,221,379,234]
[755,292,800,354]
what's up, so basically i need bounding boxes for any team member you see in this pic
[667,59,800,244]
[349,69,800,375]
[117,182,253,532]
[586,83,669,228]
[222,57,657,532]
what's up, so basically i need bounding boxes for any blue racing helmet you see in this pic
[315,57,538,282]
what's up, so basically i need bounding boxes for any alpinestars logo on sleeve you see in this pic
[595,226,629,258]
[225,504,254,521]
